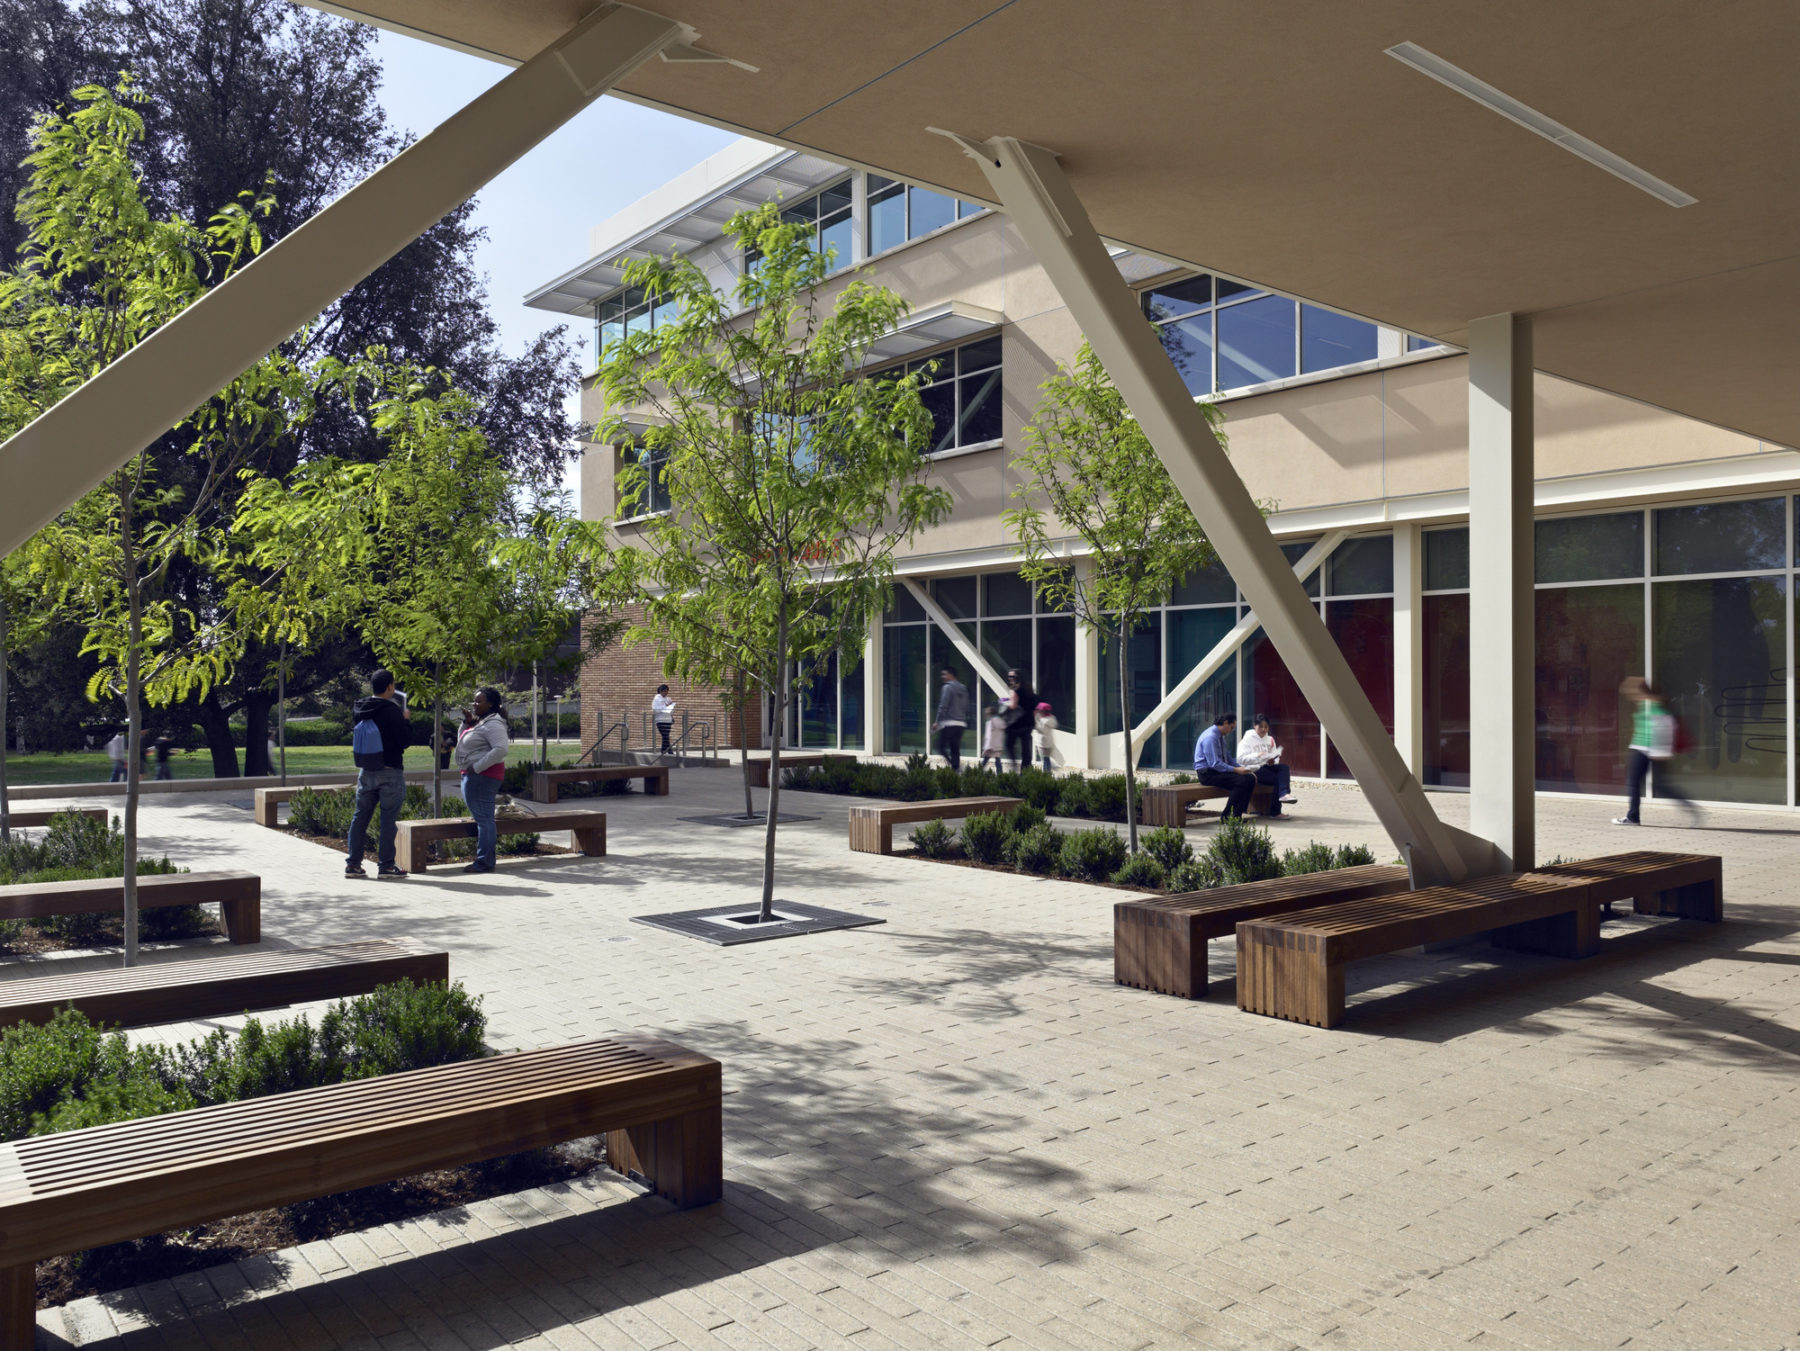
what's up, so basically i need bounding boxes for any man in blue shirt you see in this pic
[1194,712,1257,819]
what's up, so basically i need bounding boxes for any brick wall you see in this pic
[578,607,761,752]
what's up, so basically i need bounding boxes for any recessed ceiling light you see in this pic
[1385,41,1697,208]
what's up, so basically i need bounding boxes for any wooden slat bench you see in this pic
[0,1034,722,1344]
[1141,781,1274,827]
[848,796,1024,855]
[747,754,855,789]
[255,783,465,828]
[531,764,669,803]
[0,872,259,945]
[0,938,448,1031]
[2,808,108,831]
[1115,864,1410,999]
[1538,850,1722,921]
[395,810,607,873]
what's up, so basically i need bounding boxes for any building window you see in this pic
[884,335,1002,455]
[1142,274,1378,395]
[745,178,855,276]
[867,175,985,255]
[596,285,675,364]
[618,441,671,518]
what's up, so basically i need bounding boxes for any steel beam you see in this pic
[0,3,692,557]
[901,578,1010,701]
[944,132,1484,884]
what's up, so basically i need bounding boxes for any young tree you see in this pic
[597,203,951,921]
[1005,342,1223,852]
[1,80,311,962]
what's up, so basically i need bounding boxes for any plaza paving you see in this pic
[15,771,1800,1349]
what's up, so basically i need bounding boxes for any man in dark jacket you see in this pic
[932,667,969,772]
[346,669,411,879]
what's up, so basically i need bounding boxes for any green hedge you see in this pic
[286,785,538,858]
[0,814,203,948]
[783,755,1141,823]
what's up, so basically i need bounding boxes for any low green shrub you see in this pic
[277,719,350,747]
[1281,842,1338,877]
[1167,773,1196,786]
[1111,853,1167,890]
[1203,815,1283,885]
[1168,857,1221,893]
[500,762,535,795]
[1009,803,1047,834]
[1054,777,1091,818]
[1140,826,1193,874]
[1060,826,1128,882]
[1015,768,1061,813]
[1085,774,1130,822]
[908,818,959,859]
[1008,822,1063,874]
[0,815,198,948]
[960,811,1015,865]
[0,1009,180,1140]
[1335,843,1377,868]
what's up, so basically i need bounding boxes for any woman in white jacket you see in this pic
[454,687,511,873]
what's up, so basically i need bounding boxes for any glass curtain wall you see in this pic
[1142,275,1379,397]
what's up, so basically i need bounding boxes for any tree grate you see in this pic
[631,901,884,946]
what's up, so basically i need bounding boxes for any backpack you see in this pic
[352,716,386,769]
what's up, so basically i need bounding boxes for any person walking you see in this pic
[931,667,969,772]
[1034,702,1060,772]
[1236,713,1294,817]
[153,734,177,782]
[105,730,127,783]
[1615,676,1699,826]
[1194,712,1258,819]
[979,704,1007,771]
[1003,669,1037,773]
[652,684,676,754]
[346,669,412,880]
[455,687,511,874]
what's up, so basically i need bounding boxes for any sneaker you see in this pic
[344,861,367,880]
[1280,794,1297,804]
[376,864,408,880]
[1612,816,1640,826]
[460,862,494,875]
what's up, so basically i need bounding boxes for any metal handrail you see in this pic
[582,710,630,765]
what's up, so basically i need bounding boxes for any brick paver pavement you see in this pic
[18,774,1800,1349]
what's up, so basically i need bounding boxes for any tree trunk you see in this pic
[431,663,444,818]
[121,501,141,969]
[277,642,287,786]
[532,662,540,766]
[241,689,275,776]
[1120,627,1139,853]
[738,671,754,820]
[760,613,787,922]
[194,691,240,777]
[0,592,10,846]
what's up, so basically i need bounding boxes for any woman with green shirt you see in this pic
[1615,677,1698,826]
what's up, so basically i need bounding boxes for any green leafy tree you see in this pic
[0,81,310,961]
[1006,342,1223,852]
[597,202,952,919]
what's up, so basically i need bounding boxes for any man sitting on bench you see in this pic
[1194,712,1260,819]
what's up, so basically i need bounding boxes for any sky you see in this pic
[369,31,742,503]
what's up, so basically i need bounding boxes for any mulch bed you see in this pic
[0,917,222,957]
[896,850,1174,894]
[281,826,573,862]
[37,1139,612,1308]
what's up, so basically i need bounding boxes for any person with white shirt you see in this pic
[651,684,676,753]
[1237,713,1297,817]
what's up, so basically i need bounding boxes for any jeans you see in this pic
[1253,762,1289,813]
[937,724,963,773]
[109,760,126,783]
[657,720,672,752]
[1005,726,1032,774]
[348,765,406,868]
[155,761,172,781]
[461,771,499,869]
[1198,767,1257,818]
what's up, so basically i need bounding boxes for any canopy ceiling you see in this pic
[310,0,1800,447]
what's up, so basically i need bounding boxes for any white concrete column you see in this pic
[1467,313,1535,871]
[1392,522,1424,775]
[1072,560,1100,771]
[863,618,883,754]
[850,172,870,265]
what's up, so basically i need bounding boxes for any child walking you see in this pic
[979,704,1007,770]
[1034,702,1060,772]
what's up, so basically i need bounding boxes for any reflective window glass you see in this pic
[1301,305,1378,373]
[983,571,1034,617]
[1535,584,1642,793]
[1154,313,1213,395]
[881,624,927,753]
[957,370,1003,444]
[839,653,864,749]
[932,576,977,621]
[1036,616,1078,734]
[909,186,956,237]
[1099,615,1163,770]
[1325,597,1394,778]
[1327,535,1393,596]
[1424,528,1470,591]
[1535,512,1643,583]
[884,588,924,623]
[1166,608,1237,771]
[1171,557,1235,606]
[959,334,1002,373]
[920,380,956,453]
[1217,294,1297,389]
[818,180,852,218]
[1143,276,1212,323]
[1654,498,1786,575]
[1215,279,1260,303]
[957,199,986,219]
[870,183,906,254]
[978,618,1033,690]
[1246,627,1320,777]
[1280,541,1321,597]
[1407,334,1445,352]
[818,214,853,273]
[1422,593,1470,787]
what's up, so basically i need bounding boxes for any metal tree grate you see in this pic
[631,901,884,946]
[677,813,820,828]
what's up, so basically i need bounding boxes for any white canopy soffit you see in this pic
[299,0,1799,451]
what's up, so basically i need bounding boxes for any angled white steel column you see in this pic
[0,3,692,557]
[900,577,1009,700]
[1467,313,1535,870]
[948,133,1481,883]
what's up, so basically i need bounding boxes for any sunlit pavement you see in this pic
[25,772,1800,1349]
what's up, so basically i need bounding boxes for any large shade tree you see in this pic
[597,202,952,921]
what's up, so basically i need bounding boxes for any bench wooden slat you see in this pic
[395,812,607,872]
[847,796,1023,855]
[0,1036,722,1303]
[1536,850,1722,919]
[1114,864,1409,998]
[532,765,668,803]
[0,872,259,944]
[0,808,108,831]
[1140,782,1274,827]
[0,939,448,1031]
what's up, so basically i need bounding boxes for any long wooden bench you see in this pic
[748,753,855,789]
[1237,855,1723,1028]
[255,781,464,828]
[0,1035,722,1344]
[1141,781,1274,827]
[395,810,607,873]
[848,796,1024,855]
[1115,864,1410,999]
[531,764,669,803]
[2,807,108,831]
[0,938,447,1031]
[1538,849,1722,920]
[0,872,259,944]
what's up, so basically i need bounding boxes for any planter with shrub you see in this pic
[0,814,209,951]
[284,786,541,861]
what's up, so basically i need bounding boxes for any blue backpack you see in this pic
[352,717,386,769]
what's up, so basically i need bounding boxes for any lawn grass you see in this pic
[0,742,575,787]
